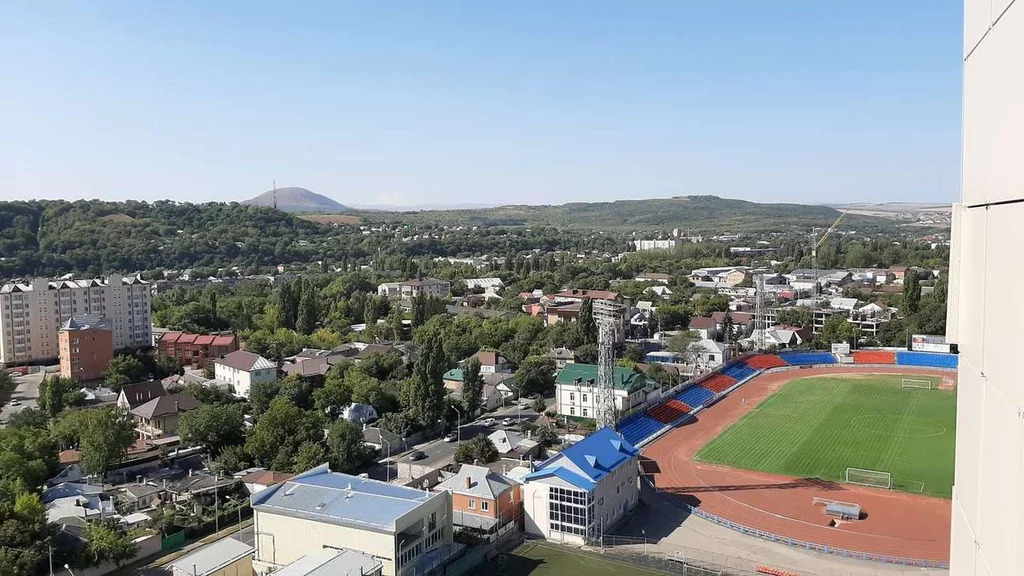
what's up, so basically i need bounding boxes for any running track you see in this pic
[643,366,953,563]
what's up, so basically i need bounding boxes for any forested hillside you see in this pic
[0,200,332,278]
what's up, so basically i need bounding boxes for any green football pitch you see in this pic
[695,373,956,498]
[482,543,668,576]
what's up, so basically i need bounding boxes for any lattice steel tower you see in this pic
[594,299,618,429]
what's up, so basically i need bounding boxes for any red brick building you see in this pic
[157,332,237,368]
[59,316,114,382]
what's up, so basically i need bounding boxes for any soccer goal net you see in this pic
[901,378,933,389]
[845,467,892,489]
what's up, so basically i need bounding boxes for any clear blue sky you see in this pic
[2,1,962,207]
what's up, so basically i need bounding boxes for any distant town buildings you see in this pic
[0,274,151,366]
[156,331,238,369]
[58,315,113,382]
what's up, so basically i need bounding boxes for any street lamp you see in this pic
[381,437,392,482]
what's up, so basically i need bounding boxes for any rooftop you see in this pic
[523,427,638,491]
[168,537,254,576]
[250,464,442,533]
[270,550,383,576]
[435,464,517,499]
[555,363,647,393]
[131,392,202,419]
[61,315,111,332]
[214,350,275,372]
[551,288,620,301]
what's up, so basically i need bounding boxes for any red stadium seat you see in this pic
[852,350,896,364]
[743,354,788,370]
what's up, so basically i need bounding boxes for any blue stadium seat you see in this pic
[676,384,715,409]
[720,362,757,382]
[777,352,836,365]
[615,412,667,446]
[895,351,958,369]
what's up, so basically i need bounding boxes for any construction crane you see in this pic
[811,213,845,295]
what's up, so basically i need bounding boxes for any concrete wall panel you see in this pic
[975,386,1020,572]
[982,203,1024,407]
[957,206,988,372]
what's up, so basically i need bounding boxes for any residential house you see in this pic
[487,429,541,460]
[119,482,166,512]
[470,349,510,374]
[157,332,238,369]
[710,311,754,338]
[547,347,575,369]
[646,285,673,300]
[691,339,730,370]
[214,350,277,400]
[168,537,254,576]
[239,469,294,495]
[687,267,751,288]
[633,272,672,284]
[117,381,167,412]
[250,464,454,576]
[58,316,113,382]
[398,277,451,307]
[43,482,116,524]
[555,363,648,419]
[434,464,521,533]
[377,282,401,298]
[131,393,203,439]
[463,278,504,292]
[741,325,811,350]
[686,316,717,340]
[521,427,640,544]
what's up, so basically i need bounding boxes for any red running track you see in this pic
[643,366,953,563]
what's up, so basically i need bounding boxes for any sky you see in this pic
[1,1,962,207]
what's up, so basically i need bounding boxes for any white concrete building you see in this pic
[0,274,151,365]
[521,427,640,544]
[250,464,453,576]
[213,350,276,400]
[948,2,1024,574]
[632,239,682,251]
[554,363,648,419]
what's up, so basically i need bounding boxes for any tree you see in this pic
[406,332,447,428]
[818,316,859,347]
[295,283,318,335]
[293,441,328,473]
[514,356,556,396]
[104,354,145,389]
[154,354,182,379]
[775,307,813,330]
[327,419,374,473]
[0,370,14,393]
[666,331,699,362]
[178,404,245,456]
[623,343,645,363]
[6,407,49,430]
[278,373,315,410]
[454,436,499,464]
[903,268,922,316]
[462,356,483,415]
[0,491,48,576]
[216,445,251,474]
[80,521,136,568]
[79,408,135,475]
[578,297,596,343]
[38,376,76,417]
[248,379,280,420]
[377,411,414,438]
[245,397,323,470]
[0,426,57,491]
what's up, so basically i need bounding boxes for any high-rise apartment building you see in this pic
[0,274,151,365]
[947,1,1024,574]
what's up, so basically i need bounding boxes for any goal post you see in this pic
[845,467,891,489]
[901,378,933,390]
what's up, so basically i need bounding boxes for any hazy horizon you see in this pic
[3,2,961,206]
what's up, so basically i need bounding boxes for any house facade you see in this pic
[434,464,521,532]
[157,332,238,369]
[398,278,450,306]
[521,427,640,544]
[59,316,113,382]
[555,363,648,419]
[131,393,202,439]
[213,350,277,400]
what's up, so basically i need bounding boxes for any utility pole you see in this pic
[214,472,220,534]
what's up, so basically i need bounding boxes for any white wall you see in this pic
[215,364,276,400]
[556,383,642,419]
[950,2,1024,574]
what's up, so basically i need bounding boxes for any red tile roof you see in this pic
[160,331,183,343]
[194,335,215,345]
[688,316,716,330]
[212,335,236,347]
[552,288,620,300]
[177,333,198,344]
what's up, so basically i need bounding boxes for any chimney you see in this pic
[163,479,167,489]
[174,400,179,413]
[189,469,193,477]
[465,476,472,489]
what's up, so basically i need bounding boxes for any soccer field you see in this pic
[695,374,956,498]
[482,543,667,576]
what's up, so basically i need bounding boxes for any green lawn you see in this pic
[695,374,956,498]
[482,543,667,576]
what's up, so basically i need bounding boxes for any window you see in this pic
[582,394,587,403]
[468,498,476,509]
[582,408,588,417]
[569,407,575,416]
[481,501,489,512]
[569,392,574,402]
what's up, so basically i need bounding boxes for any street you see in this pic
[0,370,46,425]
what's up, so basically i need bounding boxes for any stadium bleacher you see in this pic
[895,351,958,369]
[676,384,716,408]
[852,350,896,364]
[743,354,788,370]
[700,373,738,394]
[648,398,692,424]
[720,362,758,382]
[616,412,667,446]
[777,351,836,365]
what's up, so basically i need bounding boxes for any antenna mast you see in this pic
[594,299,619,429]
[272,180,278,210]
[754,273,766,351]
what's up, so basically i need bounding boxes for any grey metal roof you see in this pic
[435,464,516,499]
[168,537,253,576]
[251,464,442,533]
[271,550,383,576]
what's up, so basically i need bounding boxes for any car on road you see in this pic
[443,433,457,442]
[518,401,533,410]
[501,417,514,426]
[481,417,496,427]
[407,450,426,461]
[9,399,20,406]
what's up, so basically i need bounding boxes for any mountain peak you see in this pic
[242,187,348,213]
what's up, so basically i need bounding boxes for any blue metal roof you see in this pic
[250,464,442,533]
[523,427,638,491]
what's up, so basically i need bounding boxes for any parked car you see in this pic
[443,433,457,442]
[501,417,514,426]
[482,418,496,427]
[9,399,20,406]
[407,450,426,461]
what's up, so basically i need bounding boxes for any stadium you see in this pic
[617,350,957,567]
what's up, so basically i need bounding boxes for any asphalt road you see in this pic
[0,370,45,425]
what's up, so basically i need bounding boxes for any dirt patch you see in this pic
[643,365,953,563]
